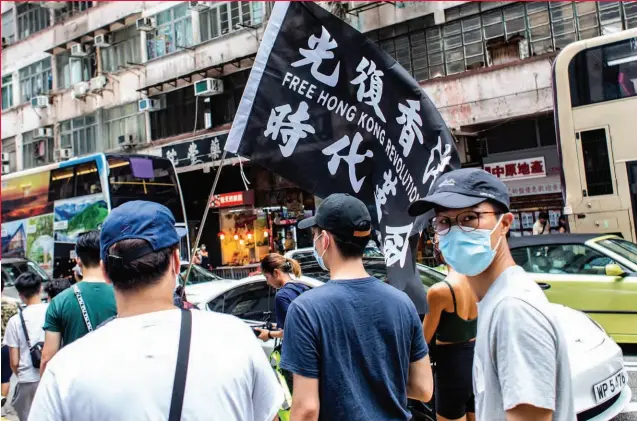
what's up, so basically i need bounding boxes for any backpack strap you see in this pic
[73,285,93,332]
[18,308,32,348]
[168,309,192,421]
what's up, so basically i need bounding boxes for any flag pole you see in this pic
[183,150,228,288]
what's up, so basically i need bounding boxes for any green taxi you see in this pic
[509,234,637,344]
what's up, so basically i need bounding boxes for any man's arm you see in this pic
[507,404,553,421]
[407,355,433,402]
[290,374,319,421]
[9,347,19,375]
[40,331,62,376]
[406,298,433,402]
[494,298,560,419]
[280,302,321,421]
[3,317,20,375]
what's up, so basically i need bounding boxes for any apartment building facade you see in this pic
[2,1,636,236]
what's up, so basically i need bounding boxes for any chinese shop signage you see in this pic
[483,157,546,181]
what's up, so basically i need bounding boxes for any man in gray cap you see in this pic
[409,168,575,421]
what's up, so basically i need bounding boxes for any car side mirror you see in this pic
[605,264,626,278]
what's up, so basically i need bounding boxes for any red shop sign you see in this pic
[210,190,255,208]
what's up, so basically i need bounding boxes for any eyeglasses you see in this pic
[431,211,500,235]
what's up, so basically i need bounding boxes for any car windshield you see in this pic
[180,264,223,286]
[599,238,637,265]
[2,261,49,286]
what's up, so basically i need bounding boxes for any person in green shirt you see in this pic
[40,230,117,375]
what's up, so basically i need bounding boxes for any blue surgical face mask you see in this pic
[438,216,504,277]
[313,233,328,271]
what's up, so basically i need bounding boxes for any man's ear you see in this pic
[500,212,513,236]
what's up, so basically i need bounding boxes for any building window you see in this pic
[104,103,146,149]
[2,75,13,110]
[579,128,614,196]
[369,1,637,83]
[149,88,204,140]
[56,52,96,89]
[16,2,50,40]
[53,1,93,23]
[19,58,52,103]
[210,69,250,128]
[2,137,17,173]
[101,26,142,73]
[569,37,637,107]
[200,2,263,42]
[146,3,193,60]
[2,11,15,45]
[22,130,54,170]
[60,114,98,157]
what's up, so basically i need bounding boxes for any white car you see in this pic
[196,261,632,420]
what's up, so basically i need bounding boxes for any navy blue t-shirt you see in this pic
[274,282,309,329]
[280,277,428,421]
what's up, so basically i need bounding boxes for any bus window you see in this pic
[75,162,102,196]
[108,157,185,222]
[569,37,637,107]
[49,167,75,202]
[579,128,614,196]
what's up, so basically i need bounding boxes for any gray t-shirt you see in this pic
[473,266,576,421]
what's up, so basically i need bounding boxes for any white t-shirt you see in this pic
[3,303,48,383]
[28,309,283,421]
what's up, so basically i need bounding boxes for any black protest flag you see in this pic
[225,1,460,314]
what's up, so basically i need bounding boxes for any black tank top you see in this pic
[435,280,478,343]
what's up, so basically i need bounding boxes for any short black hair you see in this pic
[76,230,101,268]
[106,239,177,292]
[539,211,549,220]
[14,273,42,299]
[44,278,71,300]
[313,226,368,259]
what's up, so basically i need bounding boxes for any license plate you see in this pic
[593,369,627,404]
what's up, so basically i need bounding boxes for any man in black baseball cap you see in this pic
[408,169,575,421]
[282,193,433,421]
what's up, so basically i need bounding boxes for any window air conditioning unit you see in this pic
[138,98,162,112]
[118,134,138,147]
[55,148,73,160]
[31,95,49,108]
[136,17,156,32]
[2,165,10,175]
[33,127,53,140]
[1,153,10,164]
[40,2,67,10]
[94,34,112,48]
[71,43,90,57]
[194,78,223,97]
[72,82,89,99]
[90,75,107,91]
[189,1,209,12]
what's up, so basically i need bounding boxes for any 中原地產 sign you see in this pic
[483,157,546,181]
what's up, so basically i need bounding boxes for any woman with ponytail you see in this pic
[254,253,308,342]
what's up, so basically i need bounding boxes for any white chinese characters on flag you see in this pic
[224,1,460,314]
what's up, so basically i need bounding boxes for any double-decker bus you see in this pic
[1,154,190,278]
[553,28,637,241]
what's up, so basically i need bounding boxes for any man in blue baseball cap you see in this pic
[29,201,283,421]
[409,169,575,421]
